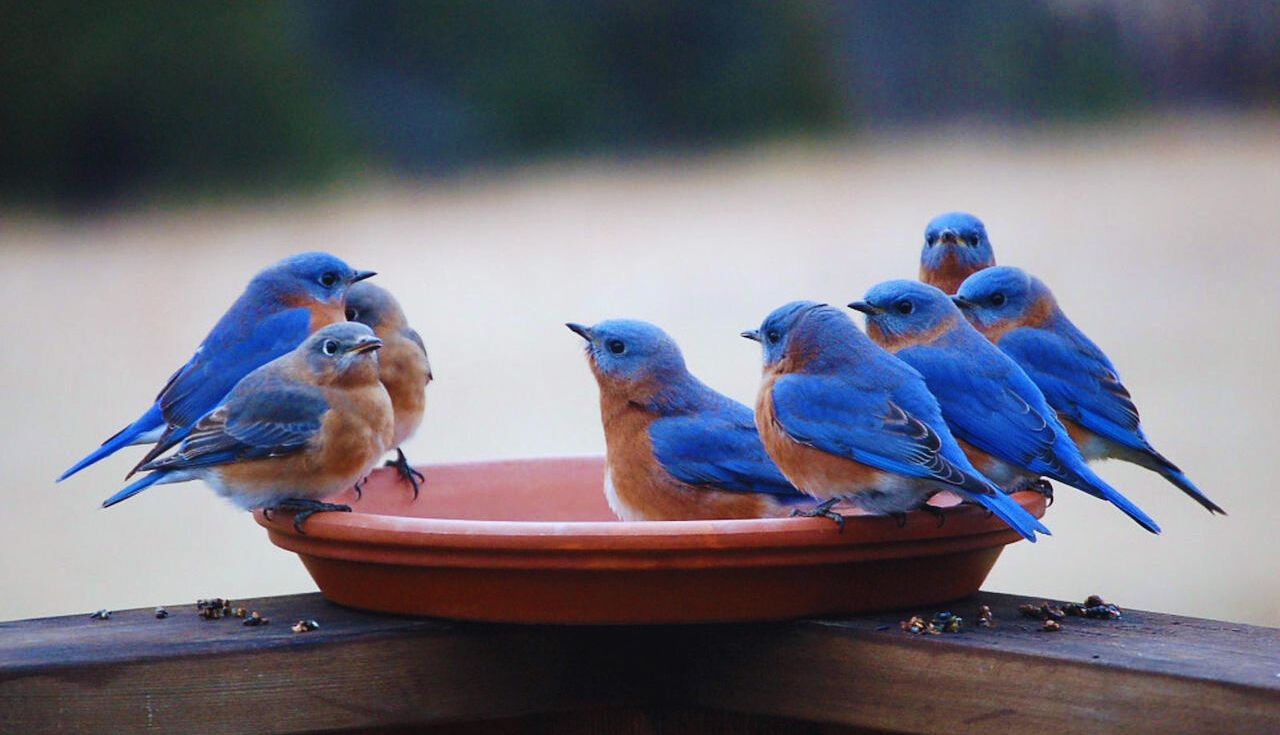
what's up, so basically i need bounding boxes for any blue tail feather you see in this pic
[59,403,165,482]
[1069,462,1162,534]
[968,489,1050,542]
[101,472,165,509]
[1160,467,1225,516]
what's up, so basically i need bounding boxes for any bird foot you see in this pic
[918,504,950,528]
[351,476,369,501]
[1031,479,1054,507]
[791,498,845,532]
[264,499,352,534]
[384,448,425,500]
[891,512,908,528]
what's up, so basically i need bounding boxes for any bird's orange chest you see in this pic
[921,252,993,295]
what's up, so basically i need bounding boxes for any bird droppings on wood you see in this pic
[88,609,110,621]
[243,611,269,627]
[154,607,169,619]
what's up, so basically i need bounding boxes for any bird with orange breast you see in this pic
[919,212,996,294]
[744,301,1048,540]
[344,282,433,498]
[99,323,394,532]
[568,319,808,521]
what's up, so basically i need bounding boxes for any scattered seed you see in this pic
[233,607,248,618]
[1019,601,1065,621]
[977,604,994,628]
[291,619,320,633]
[154,607,169,619]
[89,609,110,621]
[1041,619,1062,632]
[243,611,269,627]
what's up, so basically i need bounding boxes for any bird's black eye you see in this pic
[967,234,980,247]
[606,339,625,355]
[345,307,359,321]
[991,292,1006,307]
[926,234,937,246]
[896,300,914,315]
[765,329,781,344]
[319,272,338,288]
[322,339,339,355]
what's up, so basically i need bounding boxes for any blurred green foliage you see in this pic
[0,1,1276,206]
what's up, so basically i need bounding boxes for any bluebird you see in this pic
[345,282,433,498]
[567,320,808,521]
[919,212,996,294]
[851,280,1160,532]
[743,302,1049,541]
[59,252,376,482]
[100,323,395,531]
[954,266,1223,515]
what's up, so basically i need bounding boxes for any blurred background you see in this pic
[2,1,1277,625]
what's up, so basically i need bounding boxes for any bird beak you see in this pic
[938,229,960,246]
[565,323,593,341]
[348,336,383,354]
[740,329,761,342]
[951,295,974,309]
[847,301,883,315]
[351,270,377,284]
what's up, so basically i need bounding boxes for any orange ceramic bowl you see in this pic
[256,456,1045,624]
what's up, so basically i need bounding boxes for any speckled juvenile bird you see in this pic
[919,212,996,294]
[100,322,395,532]
[344,282,432,498]
[568,319,808,521]
[954,266,1222,515]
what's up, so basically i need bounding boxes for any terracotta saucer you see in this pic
[255,456,1045,624]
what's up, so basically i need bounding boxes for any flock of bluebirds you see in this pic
[59,212,1221,538]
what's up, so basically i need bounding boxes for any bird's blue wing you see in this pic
[650,405,803,499]
[998,325,1147,451]
[156,307,313,430]
[898,344,1061,472]
[771,373,976,489]
[144,375,327,471]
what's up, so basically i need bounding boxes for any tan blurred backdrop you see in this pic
[2,117,1277,625]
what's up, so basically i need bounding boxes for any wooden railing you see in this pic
[2,591,1276,734]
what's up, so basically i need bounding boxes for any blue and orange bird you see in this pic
[919,212,996,294]
[566,320,808,521]
[345,282,432,498]
[743,302,1049,541]
[58,252,376,482]
[851,280,1160,532]
[954,267,1223,515]
[100,323,395,531]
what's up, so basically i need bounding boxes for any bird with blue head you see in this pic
[100,322,395,532]
[919,212,996,294]
[851,279,1160,533]
[954,266,1223,515]
[59,252,375,482]
[567,319,807,521]
[744,301,1049,541]
[345,282,432,499]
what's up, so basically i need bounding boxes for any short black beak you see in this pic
[741,329,761,342]
[938,229,960,246]
[566,323,592,341]
[847,301,882,315]
[951,295,973,309]
[349,336,383,354]
[351,270,377,284]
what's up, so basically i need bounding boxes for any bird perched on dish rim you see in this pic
[568,319,808,521]
[344,281,432,498]
[852,279,1160,532]
[953,266,1222,515]
[744,301,1049,541]
[59,252,376,482]
[99,322,395,532]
